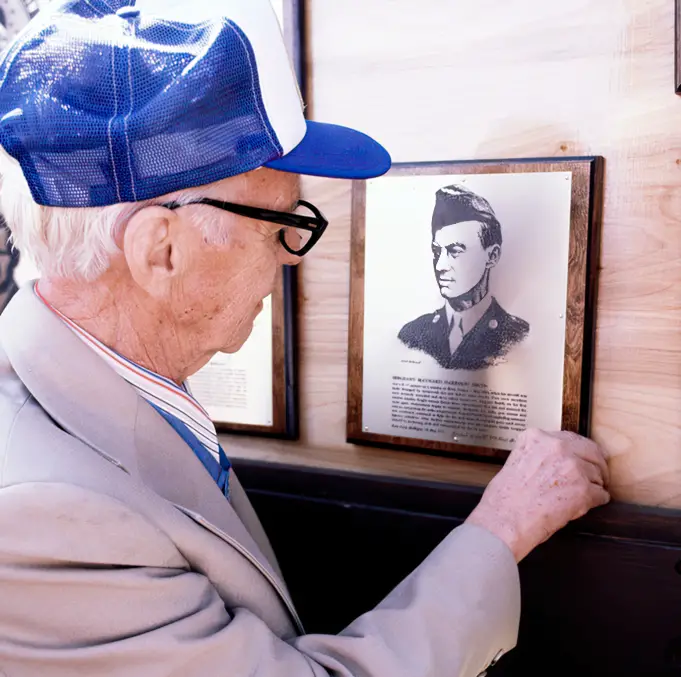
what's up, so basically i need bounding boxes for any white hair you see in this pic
[0,147,229,281]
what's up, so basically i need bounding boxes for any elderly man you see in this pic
[0,1,610,676]
[399,184,529,371]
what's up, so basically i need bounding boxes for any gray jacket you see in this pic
[0,285,520,677]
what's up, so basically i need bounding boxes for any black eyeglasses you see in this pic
[162,197,328,257]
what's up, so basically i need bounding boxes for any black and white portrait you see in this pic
[357,165,577,452]
[398,184,529,370]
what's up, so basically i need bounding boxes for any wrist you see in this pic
[465,506,526,562]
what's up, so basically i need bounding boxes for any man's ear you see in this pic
[123,206,183,298]
[486,244,501,269]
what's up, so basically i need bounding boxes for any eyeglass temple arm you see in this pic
[162,199,326,232]
[220,200,325,231]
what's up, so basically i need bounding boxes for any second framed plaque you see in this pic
[347,157,604,461]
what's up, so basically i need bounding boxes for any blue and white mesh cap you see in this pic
[0,0,392,207]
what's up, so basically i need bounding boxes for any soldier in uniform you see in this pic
[399,184,529,370]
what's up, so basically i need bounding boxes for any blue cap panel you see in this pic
[0,1,283,206]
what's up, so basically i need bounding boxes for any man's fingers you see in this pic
[560,433,610,487]
[577,446,610,487]
[587,483,611,509]
[578,458,604,487]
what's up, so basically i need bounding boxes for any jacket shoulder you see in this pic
[503,311,530,338]
[491,301,529,338]
[0,381,117,489]
[398,310,443,345]
[0,481,187,568]
[0,356,32,462]
[0,370,185,568]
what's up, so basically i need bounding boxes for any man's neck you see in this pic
[38,276,203,385]
[446,273,489,313]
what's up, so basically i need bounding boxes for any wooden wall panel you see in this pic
[223,0,681,508]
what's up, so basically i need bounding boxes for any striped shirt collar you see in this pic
[34,282,220,461]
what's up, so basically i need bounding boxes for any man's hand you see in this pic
[466,428,610,562]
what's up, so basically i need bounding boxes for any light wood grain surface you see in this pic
[224,0,681,507]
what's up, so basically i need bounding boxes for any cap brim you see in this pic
[265,120,391,179]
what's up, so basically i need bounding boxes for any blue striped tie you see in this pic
[149,403,231,500]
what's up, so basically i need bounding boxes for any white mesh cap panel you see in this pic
[137,0,306,156]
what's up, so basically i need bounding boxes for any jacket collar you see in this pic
[443,294,495,337]
[0,284,293,611]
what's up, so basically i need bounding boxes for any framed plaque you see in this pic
[187,0,304,440]
[347,157,604,461]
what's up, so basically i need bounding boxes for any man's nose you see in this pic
[435,251,450,272]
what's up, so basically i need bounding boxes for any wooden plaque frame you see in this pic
[346,157,604,462]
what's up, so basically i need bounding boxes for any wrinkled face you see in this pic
[171,168,301,356]
[432,220,497,300]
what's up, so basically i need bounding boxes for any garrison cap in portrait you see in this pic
[431,184,502,242]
